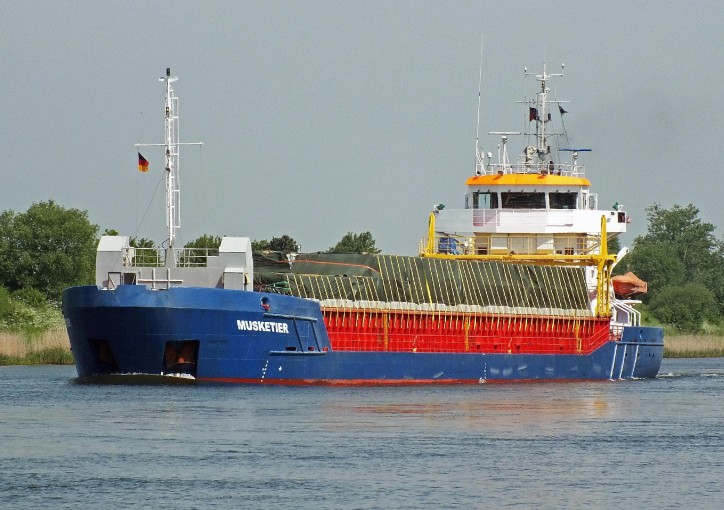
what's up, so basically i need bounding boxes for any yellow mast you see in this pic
[595,214,615,317]
[426,212,436,255]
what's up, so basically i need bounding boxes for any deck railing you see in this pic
[419,232,603,259]
[478,161,586,177]
[121,247,219,268]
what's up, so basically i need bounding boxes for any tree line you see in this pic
[614,204,723,332]
[0,201,380,317]
[0,200,721,333]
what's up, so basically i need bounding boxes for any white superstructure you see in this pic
[421,64,629,319]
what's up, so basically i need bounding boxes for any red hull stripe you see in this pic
[198,377,601,386]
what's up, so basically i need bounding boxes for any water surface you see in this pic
[1,358,722,509]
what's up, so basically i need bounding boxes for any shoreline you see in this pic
[1,329,723,366]
[662,334,724,358]
[0,328,74,365]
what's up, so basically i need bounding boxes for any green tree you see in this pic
[710,254,724,315]
[0,285,61,332]
[648,283,718,333]
[12,287,46,308]
[181,234,223,267]
[252,239,270,252]
[608,236,621,256]
[609,236,626,276]
[129,237,154,248]
[252,235,299,254]
[129,237,161,266]
[0,286,13,321]
[0,201,98,303]
[0,285,30,331]
[639,204,721,283]
[269,235,299,253]
[328,231,380,254]
[620,241,684,301]
[619,204,723,312]
[184,234,222,250]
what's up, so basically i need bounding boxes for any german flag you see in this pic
[138,152,149,173]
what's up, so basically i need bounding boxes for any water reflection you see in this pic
[324,386,616,435]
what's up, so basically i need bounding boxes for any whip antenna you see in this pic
[475,33,484,173]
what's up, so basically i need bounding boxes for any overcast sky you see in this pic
[2,0,722,255]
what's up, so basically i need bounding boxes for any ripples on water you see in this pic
[1,358,722,509]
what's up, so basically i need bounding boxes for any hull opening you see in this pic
[90,338,119,373]
[163,340,199,377]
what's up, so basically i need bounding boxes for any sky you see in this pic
[1,0,722,255]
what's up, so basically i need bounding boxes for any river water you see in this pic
[1,358,721,509]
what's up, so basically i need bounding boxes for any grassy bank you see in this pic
[1,329,723,365]
[0,328,73,365]
[663,334,724,358]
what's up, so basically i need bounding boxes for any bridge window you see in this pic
[549,192,578,209]
[501,192,545,209]
[473,191,498,209]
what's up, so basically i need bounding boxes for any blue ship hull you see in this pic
[62,285,664,384]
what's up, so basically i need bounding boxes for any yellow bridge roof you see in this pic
[465,174,591,187]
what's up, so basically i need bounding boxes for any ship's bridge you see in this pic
[421,65,629,265]
[422,165,629,260]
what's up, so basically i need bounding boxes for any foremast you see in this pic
[136,68,202,266]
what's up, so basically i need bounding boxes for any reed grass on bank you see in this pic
[663,334,724,358]
[1,329,723,365]
[0,328,73,365]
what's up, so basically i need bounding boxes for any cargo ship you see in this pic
[62,66,664,384]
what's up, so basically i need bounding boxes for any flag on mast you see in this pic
[138,152,149,173]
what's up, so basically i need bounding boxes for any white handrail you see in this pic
[612,299,640,327]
